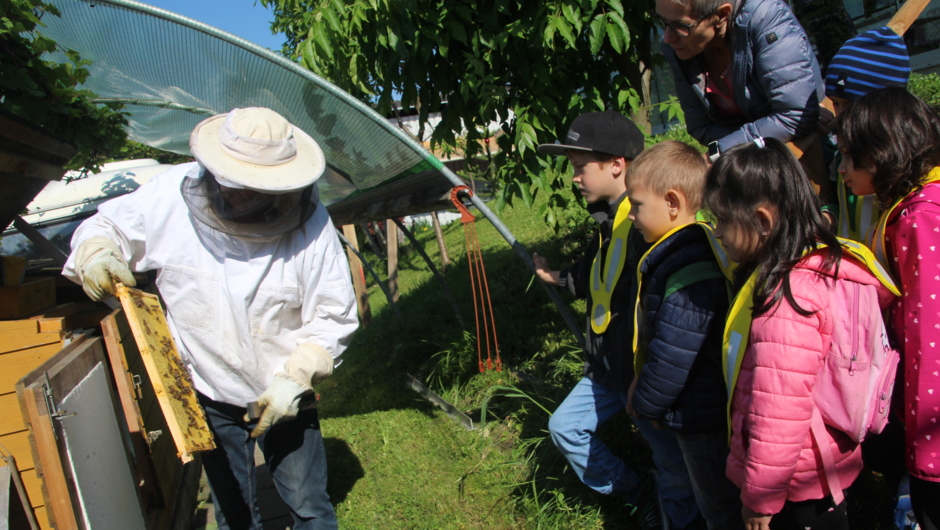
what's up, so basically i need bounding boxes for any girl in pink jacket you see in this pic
[833,87,940,530]
[703,138,895,530]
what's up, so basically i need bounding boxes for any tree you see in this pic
[1,0,128,171]
[262,0,657,228]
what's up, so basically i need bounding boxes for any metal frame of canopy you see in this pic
[39,0,584,344]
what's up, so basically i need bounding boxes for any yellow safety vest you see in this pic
[589,199,633,334]
[721,239,900,441]
[632,222,735,373]
[836,170,881,243]
[871,167,940,278]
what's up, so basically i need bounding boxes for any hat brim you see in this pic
[190,114,326,193]
[537,143,594,157]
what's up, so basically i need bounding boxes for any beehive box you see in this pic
[101,306,204,529]
[0,312,72,529]
[0,277,56,320]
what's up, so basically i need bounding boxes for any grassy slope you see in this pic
[317,187,893,529]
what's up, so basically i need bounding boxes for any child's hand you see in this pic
[626,375,638,417]
[532,252,561,285]
[742,506,772,530]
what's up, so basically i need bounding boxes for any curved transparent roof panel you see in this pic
[40,0,444,208]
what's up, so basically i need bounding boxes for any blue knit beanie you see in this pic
[825,26,911,101]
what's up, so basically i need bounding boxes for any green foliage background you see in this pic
[0,0,128,171]
[261,0,664,230]
[910,72,940,112]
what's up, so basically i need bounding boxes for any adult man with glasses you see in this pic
[656,0,825,161]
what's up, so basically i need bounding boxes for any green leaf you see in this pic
[606,17,623,53]
[543,16,557,46]
[608,12,631,50]
[322,4,342,33]
[606,0,625,18]
[300,38,317,71]
[561,3,579,26]
[448,20,468,45]
[389,25,403,51]
[518,172,534,208]
[588,14,606,54]
[552,16,576,48]
[312,23,335,57]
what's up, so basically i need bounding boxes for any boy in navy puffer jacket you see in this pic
[625,141,742,530]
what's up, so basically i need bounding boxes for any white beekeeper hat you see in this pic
[190,107,325,193]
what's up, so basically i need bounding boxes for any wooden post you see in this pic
[431,212,451,271]
[386,220,399,303]
[342,225,372,327]
[888,0,931,35]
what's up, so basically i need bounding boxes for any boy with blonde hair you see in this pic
[534,115,700,530]
[626,141,742,529]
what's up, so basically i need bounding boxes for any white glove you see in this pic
[75,236,136,300]
[283,343,335,387]
[249,375,308,438]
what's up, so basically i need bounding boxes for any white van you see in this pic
[1,159,173,267]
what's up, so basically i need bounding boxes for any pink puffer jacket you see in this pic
[726,251,895,515]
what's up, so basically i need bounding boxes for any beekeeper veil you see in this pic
[182,107,325,239]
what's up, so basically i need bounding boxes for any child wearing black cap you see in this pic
[533,111,700,529]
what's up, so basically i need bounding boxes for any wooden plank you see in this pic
[431,211,451,270]
[35,318,67,333]
[15,385,77,530]
[0,320,38,334]
[18,464,44,513]
[0,430,35,476]
[0,343,63,394]
[101,308,166,513]
[0,394,27,434]
[34,506,51,530]
[115,285,214,463]
[342,224,372,327]
[888,0,932,35]
[387,220,399,303]
[0,460,47,525]
[101,309,147,435]
[0,329,61,355]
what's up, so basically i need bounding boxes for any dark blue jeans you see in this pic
[547,377,700,528]
[675,430,743,530]
[198,394,338,530]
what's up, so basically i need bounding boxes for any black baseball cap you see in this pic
[537,110,645,159]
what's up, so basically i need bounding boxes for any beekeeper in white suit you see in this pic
[63,107,357,530]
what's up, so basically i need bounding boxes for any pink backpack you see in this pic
[810,276,899,504]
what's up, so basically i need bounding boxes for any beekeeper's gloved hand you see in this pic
[284,343,335,386]
[248,376,308,438]
[75,236,136,301]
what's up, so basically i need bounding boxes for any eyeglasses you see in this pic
[653,12,714,37]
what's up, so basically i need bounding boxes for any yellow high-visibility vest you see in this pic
[721,239,899,441]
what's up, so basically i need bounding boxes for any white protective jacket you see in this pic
[63,163,359,406]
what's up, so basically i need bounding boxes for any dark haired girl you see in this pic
[833,87,940,530]
[705,138,895,530]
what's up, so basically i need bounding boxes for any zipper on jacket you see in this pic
[850,282,859,375]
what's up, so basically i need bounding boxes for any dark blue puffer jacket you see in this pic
[664,0,825,152]
[631,225,729,434]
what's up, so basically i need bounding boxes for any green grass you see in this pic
[316,182,894,529]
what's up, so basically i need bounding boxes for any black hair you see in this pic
[832,87,940,209]
[703,138,842,316]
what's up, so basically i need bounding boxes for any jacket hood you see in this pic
[797,250,897,310]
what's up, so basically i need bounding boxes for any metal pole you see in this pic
[12,216,69,267]
[438,168,585,346]
[336,230,402,319]
[392,218,467,331]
